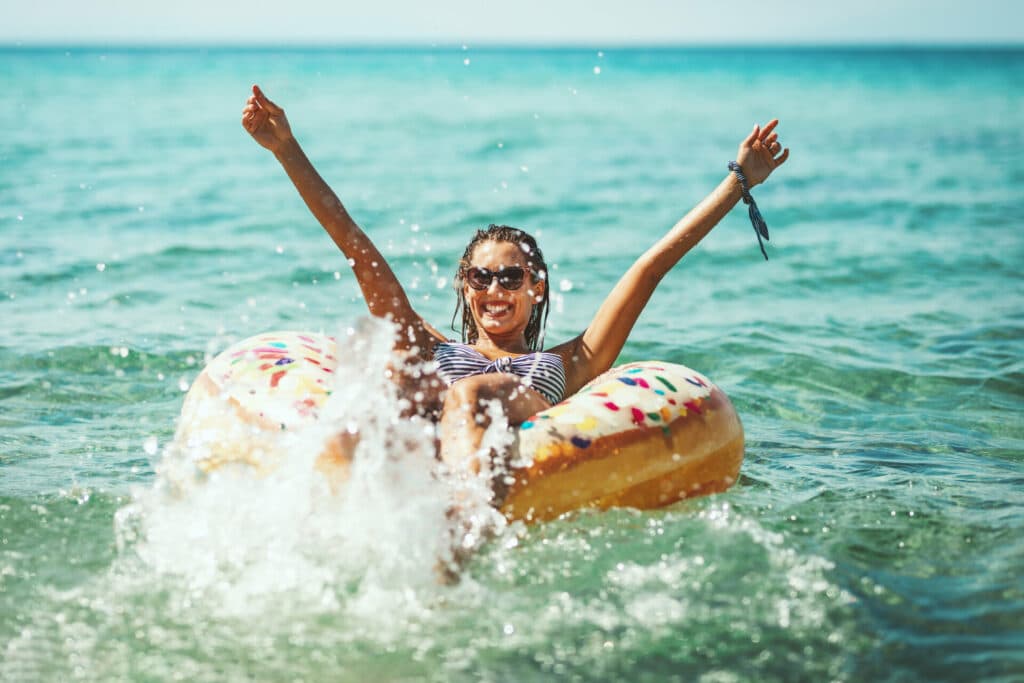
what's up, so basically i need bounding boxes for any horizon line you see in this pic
[2,39,1023,50]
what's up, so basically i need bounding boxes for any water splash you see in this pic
[113,316,506,622]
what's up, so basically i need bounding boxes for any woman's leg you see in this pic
[438,373,550,504]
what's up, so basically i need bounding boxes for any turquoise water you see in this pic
[2,46,1023,681]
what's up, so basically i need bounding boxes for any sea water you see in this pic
[1,46,1022,682]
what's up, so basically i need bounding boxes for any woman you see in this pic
[240,84,788,497]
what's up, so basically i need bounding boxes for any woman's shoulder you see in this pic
[544,334,605,395]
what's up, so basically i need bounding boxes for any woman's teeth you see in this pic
[484,303,511,315]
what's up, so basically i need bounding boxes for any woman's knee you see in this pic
[443,373,523,410]
[442,374,548,429]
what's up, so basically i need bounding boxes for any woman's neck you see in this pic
[472,329,531,356]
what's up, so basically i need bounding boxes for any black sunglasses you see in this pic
[464,266,527,291]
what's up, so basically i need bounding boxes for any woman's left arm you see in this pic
[555,120,790,393]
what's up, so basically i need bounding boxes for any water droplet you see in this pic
[520,165,529,172]
[143,436,159,455]
[16,215,24,221]
[178,377,190,392]
[593,66,601,75]
[463,58,471,66]
[96,263,106,271]
[502,623,515,635]
[559,279,573,292]
[411,223,420,232]
[334,271,341,280]
[157,373,165,381]
[275,245,284,254]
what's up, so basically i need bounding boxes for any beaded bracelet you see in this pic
[728,161,770,261]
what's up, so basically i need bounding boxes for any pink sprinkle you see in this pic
[603,401,619,411]
[270,370,286,388]
[635,378,650,389]
[631,407,645,425]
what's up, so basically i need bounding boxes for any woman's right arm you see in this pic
[242,85,444,356]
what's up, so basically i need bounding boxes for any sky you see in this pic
[1,0,1022,45]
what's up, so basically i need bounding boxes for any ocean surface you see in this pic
[1,46,1022,682]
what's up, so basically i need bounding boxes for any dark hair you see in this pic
[451,224,551,350]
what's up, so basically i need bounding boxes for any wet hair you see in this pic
[451,224,551,350]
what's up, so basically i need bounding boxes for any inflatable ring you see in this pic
[175,332,744,521]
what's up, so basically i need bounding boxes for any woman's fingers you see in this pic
[252,84,283,115]
[744,123,760,147]
[774,148,790,166]
[759,119,779,140]
[241,106,268,133]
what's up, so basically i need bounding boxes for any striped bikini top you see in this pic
[433,342,567,405]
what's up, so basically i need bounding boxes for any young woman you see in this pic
[240,84,789,496]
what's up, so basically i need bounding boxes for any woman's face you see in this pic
[463,240,545,343]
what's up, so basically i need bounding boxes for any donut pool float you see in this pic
[174,332,744,521]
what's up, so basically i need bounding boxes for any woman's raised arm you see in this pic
[553,121,790,394]
[242,85,444,356]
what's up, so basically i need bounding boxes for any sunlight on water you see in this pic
[2,46,1022,682]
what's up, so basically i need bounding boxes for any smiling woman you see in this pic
[190,83,789,547]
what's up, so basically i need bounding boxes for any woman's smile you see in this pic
[482,300,512,317]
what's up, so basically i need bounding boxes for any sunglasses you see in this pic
[464,266,528,291]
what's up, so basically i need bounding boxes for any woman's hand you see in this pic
[735,119,790,187]
[241,84,293,153]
